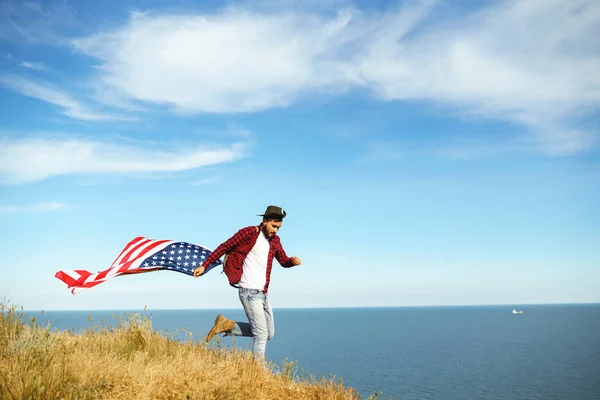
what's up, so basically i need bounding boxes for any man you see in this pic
[192,205,302,359]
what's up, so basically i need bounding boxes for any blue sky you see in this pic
[0,0,598,310]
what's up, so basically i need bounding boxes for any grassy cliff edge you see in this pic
[1,301,375,399]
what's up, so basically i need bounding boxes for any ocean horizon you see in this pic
[22,301,600,312]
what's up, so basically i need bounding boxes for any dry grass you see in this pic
[0,300,376,400]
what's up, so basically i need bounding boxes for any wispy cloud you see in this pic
[19,61,48,71]
[355,0,600,155]
[0,201,65,214]
[0,136,246,184]
[190,176,219,185]
[73,0,599,154]
[0,75,134,121]
[0,0,79,45]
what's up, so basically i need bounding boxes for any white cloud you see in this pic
[60,5,369,116]
[0,201,65,214]
[356,0,600,155]
[73,8,358,114]
[19,61,48,71]
[0,136,246,184]
[73,0,599,154]
[0,75,134,121]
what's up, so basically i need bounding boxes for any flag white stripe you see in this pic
[110,237,149,268]
[119,239,169,267]
[59,270,83,281]
[125,241,173,271]
[83,272,103,284]
[108,240,173,277]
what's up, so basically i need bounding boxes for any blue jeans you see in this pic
[228,287,274,359]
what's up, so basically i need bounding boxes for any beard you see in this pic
[261,226,274,237]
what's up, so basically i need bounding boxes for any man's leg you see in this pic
[205,314,236,342]
[228,288,270,358]
[264,294,275,341]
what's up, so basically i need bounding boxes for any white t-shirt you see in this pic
[239,231,270,290]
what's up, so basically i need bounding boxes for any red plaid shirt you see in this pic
[202,225,294,293]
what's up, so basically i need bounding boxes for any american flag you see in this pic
[55,236,222,294]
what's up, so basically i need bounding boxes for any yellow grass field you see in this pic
[0,300,379,399]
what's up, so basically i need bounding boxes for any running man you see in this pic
[193,205,302,358]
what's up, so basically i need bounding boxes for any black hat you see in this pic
[258,205,286,219]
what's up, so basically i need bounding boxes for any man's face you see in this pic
[262,219,282,238]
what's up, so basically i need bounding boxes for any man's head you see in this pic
[258,205,286,238]
[262,216,282,238]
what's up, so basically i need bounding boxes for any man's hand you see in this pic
[290,257,302,266]
[193,266,206,278]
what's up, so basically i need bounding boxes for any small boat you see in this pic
[512,308,523,314]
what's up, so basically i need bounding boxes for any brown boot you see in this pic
[205,314,235,342]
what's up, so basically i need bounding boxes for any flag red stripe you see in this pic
[69,269,162,294]
[54,271,79,287]
[119,268,160,275]
[54,270,93,288]
[110,236,145,267]
[95,268,111,281]
[116,240,171,274]
[95,238,156,280]
[119,238,152,265]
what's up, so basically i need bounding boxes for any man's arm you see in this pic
[193,226,257,277]
[274,240,302,268]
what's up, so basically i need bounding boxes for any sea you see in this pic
[25,304,600,400]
